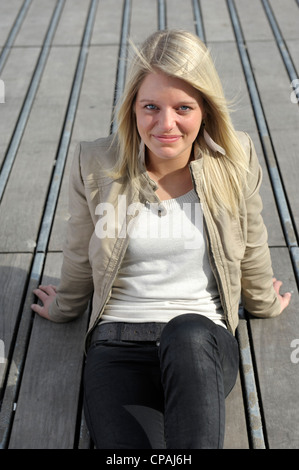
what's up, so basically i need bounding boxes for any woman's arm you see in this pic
[31,143,95,322]
[241,135,291,317]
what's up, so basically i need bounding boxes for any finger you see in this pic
[33,288,49,303]
[273,279,282,294]
[279,292,292,312]
[282,291,292,305]
[31,303,52,320]
[31,302,43,314]
[38,284,56,295]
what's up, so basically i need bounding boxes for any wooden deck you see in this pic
[0,0,298,449]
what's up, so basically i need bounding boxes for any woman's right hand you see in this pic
[31,284,57,321]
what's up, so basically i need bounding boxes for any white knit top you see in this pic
[102,189,225,327]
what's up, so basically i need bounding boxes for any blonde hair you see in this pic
[114,29,248,216]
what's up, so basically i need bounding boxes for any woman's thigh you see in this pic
[83,340,165,449]
[158,314,239,448]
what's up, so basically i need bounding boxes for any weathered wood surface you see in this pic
[0,0,298,449]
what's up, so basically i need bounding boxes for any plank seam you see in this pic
[236,312,267,449]
[192,0,205,42]
[158,0,167,31]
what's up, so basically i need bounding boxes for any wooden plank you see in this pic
[90,0,123,45]
[202,3,287,247]
[246,40,299,132]
[245,40,299,240]
[224,373,249,448]
[208,41,285,247]
[287,39,299,73]
[13,0,57,47]
[130,0,158,43]
[208,41,257,133]
[268,0,299,40]
[227,2,297,250]
[166,0,195,31]
[8,252,90,449]
[248,248,299,448]
[233,0,273,41]
[69,46,120,144]
[0,45,80,253]
[201,0,235,42]
[52,0,90,46]
[269,129,299,239]
[44,9,118,255]
[0,253,32,393]
[48,44,119,252]
[0,47,41,168]
[0,0,24,47]
[249,135,286,248]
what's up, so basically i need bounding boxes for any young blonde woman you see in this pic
[32,30,291,449]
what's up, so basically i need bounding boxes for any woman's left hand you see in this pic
[273,278,292,313]
[31,284,57,320]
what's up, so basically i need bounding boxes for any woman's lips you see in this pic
[153,135,182,143]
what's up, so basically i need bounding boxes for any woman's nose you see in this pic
[159,109,175,131]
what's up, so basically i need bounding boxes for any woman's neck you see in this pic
[146,156,194,201]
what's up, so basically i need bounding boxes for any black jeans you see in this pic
[83,314,239,449]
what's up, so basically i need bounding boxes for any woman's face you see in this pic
[135,71,205,166]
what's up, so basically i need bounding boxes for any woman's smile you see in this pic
[153,134,183,143]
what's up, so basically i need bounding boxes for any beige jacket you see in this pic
[49,132,281,341]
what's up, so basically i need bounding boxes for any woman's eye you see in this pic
[179,105,191,111]
[145,104,157,110]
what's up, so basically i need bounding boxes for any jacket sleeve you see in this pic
[240,134,281,318]
[49,143,94,322]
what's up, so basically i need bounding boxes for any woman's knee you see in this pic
[159,313,217,350]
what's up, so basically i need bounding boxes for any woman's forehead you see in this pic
[137,71,202,103]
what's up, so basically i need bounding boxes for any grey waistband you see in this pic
[91,322,167,343]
